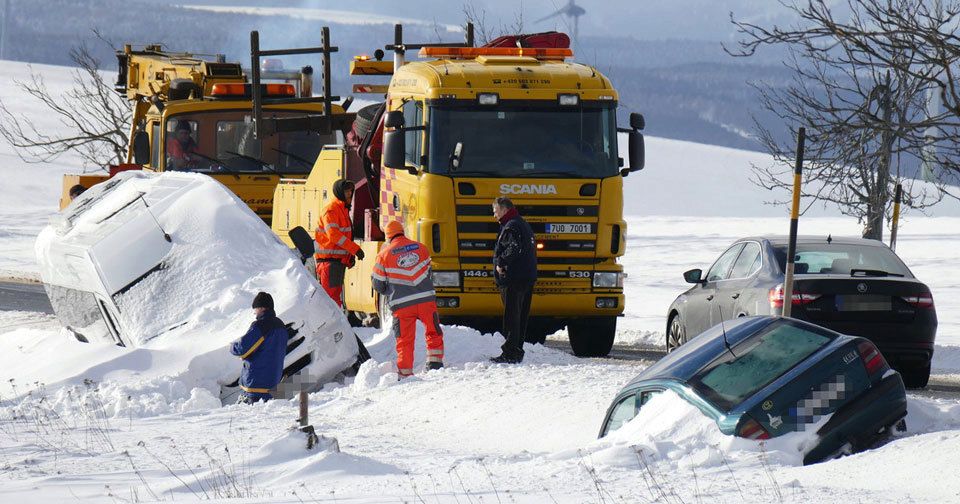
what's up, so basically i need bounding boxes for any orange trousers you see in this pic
[316,260,346,307]
[390,301,444,377]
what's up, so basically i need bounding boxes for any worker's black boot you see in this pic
[427,361,444,370]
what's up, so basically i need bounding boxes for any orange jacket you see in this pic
[315,199,360,264]
[372,235,436,310]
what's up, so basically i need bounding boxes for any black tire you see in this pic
[374,294,389,331]
[666,312,686,352]
[901,362,931,389]
[346,311,364,327]
[169,78,201,100]
[568,317,616,357]
[352,102,383,140]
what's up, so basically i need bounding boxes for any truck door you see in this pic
[381,99,425,237]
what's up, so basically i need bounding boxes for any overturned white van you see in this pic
[36,171,363,402]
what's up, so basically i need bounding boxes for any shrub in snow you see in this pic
[35,171,361,403]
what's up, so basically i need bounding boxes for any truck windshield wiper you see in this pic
[271,147,314,168]
[448,170,493,177]
[226,150,277,173]
[851,269,905,278]
[515,170,576,177]
[187,152,241,179]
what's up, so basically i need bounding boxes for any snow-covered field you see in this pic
[3,60,960,502]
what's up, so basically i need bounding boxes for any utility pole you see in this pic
[0,0,9,61]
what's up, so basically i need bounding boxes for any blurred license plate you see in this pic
[546,223,592,234]
[836,295,891,311]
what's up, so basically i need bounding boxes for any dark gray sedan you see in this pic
[665,236,937,388]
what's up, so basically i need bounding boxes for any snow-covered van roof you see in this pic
[35,171,360,402]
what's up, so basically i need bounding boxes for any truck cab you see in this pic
[272,28,644,356]
[59,44,348,224]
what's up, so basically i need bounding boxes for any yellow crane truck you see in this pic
[59,30,353,224]
[270,26,645,356]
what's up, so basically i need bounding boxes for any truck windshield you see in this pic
[164,110,339,174]
[428,103,619,178]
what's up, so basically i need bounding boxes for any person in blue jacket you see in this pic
[231,292,288,404]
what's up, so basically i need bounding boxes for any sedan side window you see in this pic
[603,393,639,437]
[707,244,745,282]
[729,242,762,279]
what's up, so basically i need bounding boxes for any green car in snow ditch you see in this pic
[600,316,907,464]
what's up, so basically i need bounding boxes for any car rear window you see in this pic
[691,321,835,411]
[773,243,912,277]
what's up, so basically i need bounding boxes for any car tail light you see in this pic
[901,294,934,309]
[858,340,890,377]
[768,284,821,309]
[737,418,771,440]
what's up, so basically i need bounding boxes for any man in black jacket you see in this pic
[490,197,537,363]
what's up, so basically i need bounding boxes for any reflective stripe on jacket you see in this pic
[230,310,289,393]
[372,235,436,310]
[315,199,360,263]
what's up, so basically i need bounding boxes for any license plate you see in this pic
[836,295,891,312]
[546,223,592,234]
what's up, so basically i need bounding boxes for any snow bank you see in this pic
[31,171,359,402]
[566,390,824,471]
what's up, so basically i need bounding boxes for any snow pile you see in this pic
[31,171,358,402]
[569,390,823,471]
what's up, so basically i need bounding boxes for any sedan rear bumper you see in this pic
[803,373,907,464]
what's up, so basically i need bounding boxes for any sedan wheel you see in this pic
[666,314,686,352]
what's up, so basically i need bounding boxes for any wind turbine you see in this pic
[536,0,586,41]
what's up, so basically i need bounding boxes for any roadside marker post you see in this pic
[890,183,902,251]
[782,127,806,318]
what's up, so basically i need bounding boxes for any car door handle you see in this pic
[731,293,740,299]
[706,295,714,301]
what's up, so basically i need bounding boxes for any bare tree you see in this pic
[726,0,956,240]
[0,41,131,172]
[462,3,525,46]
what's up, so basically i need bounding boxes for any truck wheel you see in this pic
[375,294,390,331]
[567,317,616,357]
[901,362,931,389]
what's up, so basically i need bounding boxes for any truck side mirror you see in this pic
[383,129,406,169]
[384,110,404,129]
[628,130,644,173]
[618,112,646,177]
[133,130,150,165]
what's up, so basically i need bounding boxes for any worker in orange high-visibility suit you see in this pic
[372,221,444,378]
[315,179,364,306]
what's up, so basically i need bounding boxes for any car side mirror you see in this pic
[133,130,150,165]
[630,112,645,131]
[683,268,704,284]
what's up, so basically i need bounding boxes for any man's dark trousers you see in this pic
[500,282,534,361]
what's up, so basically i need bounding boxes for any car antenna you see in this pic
[137,193,172,242]
[717,305,735,357]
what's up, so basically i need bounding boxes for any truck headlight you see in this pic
[593,272,623,288]
[432,271,460,287]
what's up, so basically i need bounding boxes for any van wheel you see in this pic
[568,317,616,357]
[901,362,931,389]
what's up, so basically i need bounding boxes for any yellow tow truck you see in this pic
[60,31,353,224]
[270,26,645,356]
